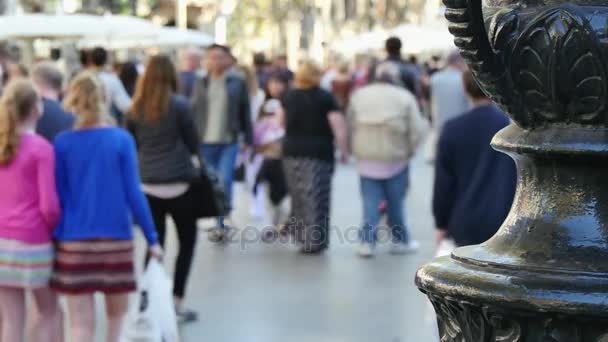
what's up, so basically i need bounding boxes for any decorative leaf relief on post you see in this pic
[428,294,608,341]
[510,8,607,126]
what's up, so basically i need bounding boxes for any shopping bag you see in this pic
[121,259,180,342]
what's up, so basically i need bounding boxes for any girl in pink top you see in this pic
[0,80,61,342]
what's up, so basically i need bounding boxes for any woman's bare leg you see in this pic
[66,294,95,342]
[30,287,62,342]
[105,293,129,342]
[0,287,25,342]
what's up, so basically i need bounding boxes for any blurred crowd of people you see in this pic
[0,34,517,341]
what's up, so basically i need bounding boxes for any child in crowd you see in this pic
[51,72,162,342]
[0,79,61,341]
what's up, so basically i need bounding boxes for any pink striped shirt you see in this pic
[0,133,60,244]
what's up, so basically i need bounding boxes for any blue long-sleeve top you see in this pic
[433,104,517,246]
[53,127,158,244]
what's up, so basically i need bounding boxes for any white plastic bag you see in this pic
[121,259,180,342]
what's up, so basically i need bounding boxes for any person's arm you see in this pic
[406,95,430,154]
[326,92,349,161]
[120,134,159,245]
[112,76,132,114]
[177,98,200,155]
[54,141,68,213]
[239,80,253,145]
[433,129,456,241]
[37,144,61,233]
[328,111,349,162]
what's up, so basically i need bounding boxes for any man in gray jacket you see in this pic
[191,44,252,242]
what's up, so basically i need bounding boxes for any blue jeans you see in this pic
[360,167,410,244]
[200,144,239,225]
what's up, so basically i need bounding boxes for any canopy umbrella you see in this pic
[389,24,455,54]
[0,14,104,40]
[0,13,158,41]
[79,27,214,50]
[98,14,159,41]
[330,30,388,56]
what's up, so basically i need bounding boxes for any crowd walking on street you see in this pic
[0,34,517,341]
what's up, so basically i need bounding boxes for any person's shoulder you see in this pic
[444,110,473,132]
[44,98,74,120]
[25,133,53,154]
[171,94,190,108]
[314,87,334,98]
[111,127,134,140]
[52,129,76,151]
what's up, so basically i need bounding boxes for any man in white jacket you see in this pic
[348,62,428,257]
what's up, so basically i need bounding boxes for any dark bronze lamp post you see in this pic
[416,0,608,340]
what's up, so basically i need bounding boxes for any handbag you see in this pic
[190,160,227,219]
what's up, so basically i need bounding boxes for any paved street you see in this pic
[88,150,438,342]
[170,152,438,342]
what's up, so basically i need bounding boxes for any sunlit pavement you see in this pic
[87,149,438,342]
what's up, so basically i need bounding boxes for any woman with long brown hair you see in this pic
[0,80,61,341]
[127,54,200,322]
[51,72,162,342]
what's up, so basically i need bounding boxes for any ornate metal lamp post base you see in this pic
[417,0,608,340]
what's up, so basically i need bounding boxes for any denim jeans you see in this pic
[200,144,239,226]
[359,167,410,244]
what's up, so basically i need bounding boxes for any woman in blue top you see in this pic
[51,72,162,342]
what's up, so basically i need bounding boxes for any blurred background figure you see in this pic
[330,61,353,111]
[253,52,271,89]
[281,60,349,254]
[90,47,131,125]
[272,54,293,84]
[5,62,28,84]
[382,37,421,99]
[31,62,74,142]
[192,44,252,243]
[426,51,469,162]
[433,71,516,248]
[348,62,428,258]
[235,63,266,220]
[253,74,289,227]
[179,48,202,98]
[430,52,469,128]
[118,61,139,98]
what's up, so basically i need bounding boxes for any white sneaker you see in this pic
[357,243,375,258]
[390,240,420,255]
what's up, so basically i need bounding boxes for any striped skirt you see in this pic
[50,240,136,294]
[0,238,54,289]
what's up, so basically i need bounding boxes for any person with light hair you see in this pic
[31,61,74,142]
[348,62,428,257]
[280,60,349,254]
[0,79,61,342]
[179,47,202,97]
[51,72,162,342]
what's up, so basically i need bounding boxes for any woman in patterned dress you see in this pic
[280,61,349,254]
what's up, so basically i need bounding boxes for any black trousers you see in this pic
[256,159,288,205]
[146,190,198,299]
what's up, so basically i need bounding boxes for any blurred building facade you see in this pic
[0,0,445,66]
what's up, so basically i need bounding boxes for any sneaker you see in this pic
[176,307,199,323]
[390,240,420,255]
[208,228,227,243]
[357,243,374,258]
